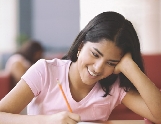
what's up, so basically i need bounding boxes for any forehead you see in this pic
[84,40,123,59]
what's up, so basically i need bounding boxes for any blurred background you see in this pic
[0,0,161,118]
[0,0,161,70]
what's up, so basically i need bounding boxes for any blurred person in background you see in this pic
[5,40,44,89]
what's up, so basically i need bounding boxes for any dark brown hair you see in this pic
[62,11,144,97]
[16,40,44,64]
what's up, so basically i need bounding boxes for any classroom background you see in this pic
[0,0,161,120]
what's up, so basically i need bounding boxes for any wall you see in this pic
[0,1,18,69]
[0,0,80,69]
[80,0,161,55]
[0,1,161,69]
[32,0,80,53]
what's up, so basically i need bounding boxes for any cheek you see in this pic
[78,53,91,66]
[77,56,87,72]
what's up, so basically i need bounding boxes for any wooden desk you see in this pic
[78,120,144,124]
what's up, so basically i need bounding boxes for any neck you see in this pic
[69,62,95,89]
[68,62,95,101]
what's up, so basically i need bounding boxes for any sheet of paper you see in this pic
[78,122,92,124]
[78,122,101,124]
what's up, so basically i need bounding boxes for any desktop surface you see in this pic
[78,120,144,124]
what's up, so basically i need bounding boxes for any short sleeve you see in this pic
[21,59,47,96]
[119,86,126,102]
[110,78,127,107]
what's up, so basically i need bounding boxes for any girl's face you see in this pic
[77,39,123,86]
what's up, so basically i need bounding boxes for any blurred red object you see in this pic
[0,71,11,100]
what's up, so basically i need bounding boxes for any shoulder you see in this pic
[8,54,27,62]
[6,54,21,64]
[46,58,71,66]
[36,58,71,67]
[32,58,72,74]
[5,54,31,71]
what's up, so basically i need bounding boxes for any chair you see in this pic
[0,70,11,100]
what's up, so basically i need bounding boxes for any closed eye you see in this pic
[92,51,99,58]
[107,62,117,66]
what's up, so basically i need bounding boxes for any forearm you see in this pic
[121,60,161,119]
[0,112,45,124]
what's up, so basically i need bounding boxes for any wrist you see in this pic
[121,59,138,74]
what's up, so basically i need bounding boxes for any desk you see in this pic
[78,120,144,124]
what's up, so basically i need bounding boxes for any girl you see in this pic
[0,11,161,124]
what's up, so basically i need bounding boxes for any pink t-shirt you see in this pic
[22,58,126,121]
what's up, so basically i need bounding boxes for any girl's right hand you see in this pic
[44,111,81,124]
[113,53,133,74]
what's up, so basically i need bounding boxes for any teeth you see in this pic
[88,68,97,76]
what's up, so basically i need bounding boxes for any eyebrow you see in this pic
[93,47,103,56]
[93,47,120,62]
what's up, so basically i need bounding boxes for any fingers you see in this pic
[113,66,120,74]
[56,111,81,124]
[66,118,78,124]
[113,52,133,74]
[68,112,81,122]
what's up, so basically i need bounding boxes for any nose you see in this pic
[93,60,104,74]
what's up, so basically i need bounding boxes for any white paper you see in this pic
[77,122,101,124]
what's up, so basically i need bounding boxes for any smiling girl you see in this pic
[0,11,161,124]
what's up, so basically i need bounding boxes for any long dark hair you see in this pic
[62,11,144,97]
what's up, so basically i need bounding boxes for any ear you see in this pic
[78,42,84,51]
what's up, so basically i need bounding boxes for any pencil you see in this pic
[56,78,73,112]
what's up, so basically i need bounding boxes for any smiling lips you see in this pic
[87,68,99,77]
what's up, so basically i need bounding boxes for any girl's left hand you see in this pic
[113,53,133,74]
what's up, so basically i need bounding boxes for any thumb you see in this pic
[68,112,81,122]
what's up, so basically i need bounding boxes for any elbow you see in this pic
[154,120,161,124]
[155,118,161,124]
[146,114,161,124]
[152,116,161,124]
